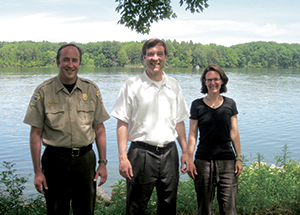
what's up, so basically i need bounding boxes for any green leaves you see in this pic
[0,162,28,214]
[115,0,209,34]
[179,0,209,13]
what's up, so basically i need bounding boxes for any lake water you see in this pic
[0,67,300,197]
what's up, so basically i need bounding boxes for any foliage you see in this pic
[1,40,300,69]
[115,0,209,34]
[96,144,300,214]
[0,162,46,215]
[0,162,28,213]
[103,179,127,214]
[236,145,300,214]
[1,145,299,214]
[176,177,197,214]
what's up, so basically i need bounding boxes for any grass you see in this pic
[1,144,299,215]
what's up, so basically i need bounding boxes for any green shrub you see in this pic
[236,145,300,215]
[0,161,28,214]
[0,162,46,215]
[1,144,299,214]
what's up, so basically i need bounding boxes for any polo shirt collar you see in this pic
[141,71,171,90]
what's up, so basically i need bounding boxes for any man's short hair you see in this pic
[56,43,83,65]
[142,39,168,57]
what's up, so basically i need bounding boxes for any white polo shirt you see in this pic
[111,71,190,145]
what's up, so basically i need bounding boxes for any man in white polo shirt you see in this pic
[111,38,190,215]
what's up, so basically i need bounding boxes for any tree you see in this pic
[219,46,238,68]
[206,44,219,66]
[192,43,207,67]
[43,50,56,67]
[169,56,181,67]
[278,46,292,68]
[81,53,94,67]
[124,42,143,65]
[94,54,106,68]
[290,44,300,68]
[1,40,300,68]
[116,48,129,67]
[115,0,209,34]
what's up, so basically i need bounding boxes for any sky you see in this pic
[0,0,299,47]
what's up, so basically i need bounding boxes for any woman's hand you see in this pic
[235,160,243,177]
[187,162,198,180]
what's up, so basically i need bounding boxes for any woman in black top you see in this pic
[187,65,242,215]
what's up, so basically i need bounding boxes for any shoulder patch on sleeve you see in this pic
[30,92,41,107]
[96,90,103,103]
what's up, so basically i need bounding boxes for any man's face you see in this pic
[57,46,80,84]
[144,44,166,81]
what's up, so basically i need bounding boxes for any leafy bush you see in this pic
[0,162,28,213]
[1,144,299,214]
[0,162,46,215]
[236,145,300,214]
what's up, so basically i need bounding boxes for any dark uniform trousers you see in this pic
[194,159,238,215]
[126,141,179,215]
[42,145,96,215]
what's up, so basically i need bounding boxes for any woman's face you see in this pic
[204,70,223,94]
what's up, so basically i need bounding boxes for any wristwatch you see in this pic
[98,159,108,165]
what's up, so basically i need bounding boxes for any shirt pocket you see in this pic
[77,103,95,125]
[45,104,65,129]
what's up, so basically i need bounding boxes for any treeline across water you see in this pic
[1,40,300,69]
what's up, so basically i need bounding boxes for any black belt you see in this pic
[46,144,93,157]
[132,141,174,153]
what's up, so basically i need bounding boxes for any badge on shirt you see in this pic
[30,92,41,107]
[96,90,103,103]
[83,93,88,101]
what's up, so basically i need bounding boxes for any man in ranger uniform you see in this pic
[24,43,110,215]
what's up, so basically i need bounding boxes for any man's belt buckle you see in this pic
[156,144,165,151]
[71,148,80,157]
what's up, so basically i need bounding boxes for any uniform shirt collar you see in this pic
[54,75,83,94]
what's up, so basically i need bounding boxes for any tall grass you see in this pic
[1,145,299,215]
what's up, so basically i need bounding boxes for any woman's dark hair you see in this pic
[200,65,228,94]
[56,43,83,65]
[142,38,168,57]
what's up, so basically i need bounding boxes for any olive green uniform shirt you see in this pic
[24,75,110,148]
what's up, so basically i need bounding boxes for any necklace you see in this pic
[210,100,217,108]
[205,95,223,108]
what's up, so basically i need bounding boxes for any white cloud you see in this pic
[254,23,286,37]
[2,13,86,25]
[148,19,292,46]
[0,12,298,47]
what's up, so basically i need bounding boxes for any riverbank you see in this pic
[1,145,299,214]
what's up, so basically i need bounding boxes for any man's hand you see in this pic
[94,164,108,186]
[119,158,133,180]
[34,171,48,194]
[180,152,189,174]
[116,120,132,180]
